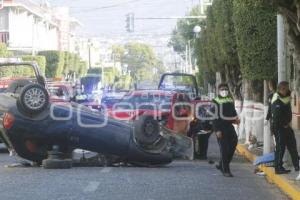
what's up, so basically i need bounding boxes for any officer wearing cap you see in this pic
[212,83,240,177]
[271,81,299,174]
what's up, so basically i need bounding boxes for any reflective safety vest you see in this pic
[213,96,234,104]
[271,93,290,105]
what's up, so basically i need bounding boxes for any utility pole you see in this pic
[277,14,287,82]
[188,40,192,73]
[88,39,92,69]
[185,44,188,73]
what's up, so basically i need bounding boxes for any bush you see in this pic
[38,51,65,78]
[78,61,88,77]
[0,43,12,57]
[233,0,277,80]
[22,55,46,75]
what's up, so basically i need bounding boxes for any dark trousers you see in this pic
[197,133,211,158]
[274,126,299,171]
[217,125,238,173]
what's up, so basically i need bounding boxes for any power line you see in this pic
[135,16,207,20]
[72,0,143,13]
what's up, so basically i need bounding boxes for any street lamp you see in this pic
[88,39,92,69]
[193,25,202,38]
[186,25,202,73]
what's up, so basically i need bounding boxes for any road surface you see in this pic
[0,137,289,200]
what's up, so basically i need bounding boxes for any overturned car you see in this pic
[0,61,193,169]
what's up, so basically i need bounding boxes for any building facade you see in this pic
[0,0,79,54]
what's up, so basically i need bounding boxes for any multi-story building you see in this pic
[0,0,80,54]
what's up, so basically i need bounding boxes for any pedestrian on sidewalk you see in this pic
[212,83,240,177]
[271,81,300,174]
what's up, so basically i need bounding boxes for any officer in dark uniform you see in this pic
[212,83,239,177]
[271,81,299,174]
[266,80,277,134]
[188,106,213,160]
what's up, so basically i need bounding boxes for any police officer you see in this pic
[266,80,277,125]
[271,81,299,174]
[188,107,213,160]
[212,83,239,177]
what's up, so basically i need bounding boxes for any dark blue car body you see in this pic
[0,62,193,167]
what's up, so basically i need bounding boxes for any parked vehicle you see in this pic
[101,90,128,110]
[159,73,213,157]
[158,73,199,100]
[0,61,193,168]
[48,83,75,103]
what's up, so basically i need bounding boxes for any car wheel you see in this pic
[133,115,161,145]
[42,158,72,169]
[17,83,49,115]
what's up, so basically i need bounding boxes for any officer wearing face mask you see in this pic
[271,81,299,174]
[212,83,240,177]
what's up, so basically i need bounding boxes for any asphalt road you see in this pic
[0,137,289,200]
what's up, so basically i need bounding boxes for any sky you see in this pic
[41,0,196,39]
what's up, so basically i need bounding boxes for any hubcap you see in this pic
[24,87,46,110]
[144,121,155,136]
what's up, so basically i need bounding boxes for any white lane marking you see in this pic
[83,181,100,193]
[100,167,112,173]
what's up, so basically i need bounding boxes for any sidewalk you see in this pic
[236,130,300,200]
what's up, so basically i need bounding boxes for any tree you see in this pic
[233,0,277,80]
[78,61,88,77]
[38,51,65,78]
[189,1,242,98]
[233,0,277,101]
[22,55,46,75]
[0,43,12,57]
[111,44,125,62]
[122,42,164,82]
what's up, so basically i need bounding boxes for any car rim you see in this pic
[24,87,46,110]
[144,121,155,136]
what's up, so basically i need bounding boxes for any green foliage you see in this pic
[233,0,277,80]
[169,6,206,55]
[111,44,125,62]
[123,42,156,73]
[63,52,82,76]
[22,55,46,75]
[78,61,88,77]
[38,51,65,78]
[108,43,165,84]
[0,43,12,57]
[103,67,121,85]
[214,0,239,66]
[38,50,86,78]
[0,65,36,78]
[115,75,132,90]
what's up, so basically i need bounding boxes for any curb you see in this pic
[236,144,300,200]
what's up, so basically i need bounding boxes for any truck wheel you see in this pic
[133,115,161,145]
[42,159,72,169]
[17,83,49,115]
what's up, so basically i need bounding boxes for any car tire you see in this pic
[17,83,49,115]
[133,115,161,145]
[42,158,72,169]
